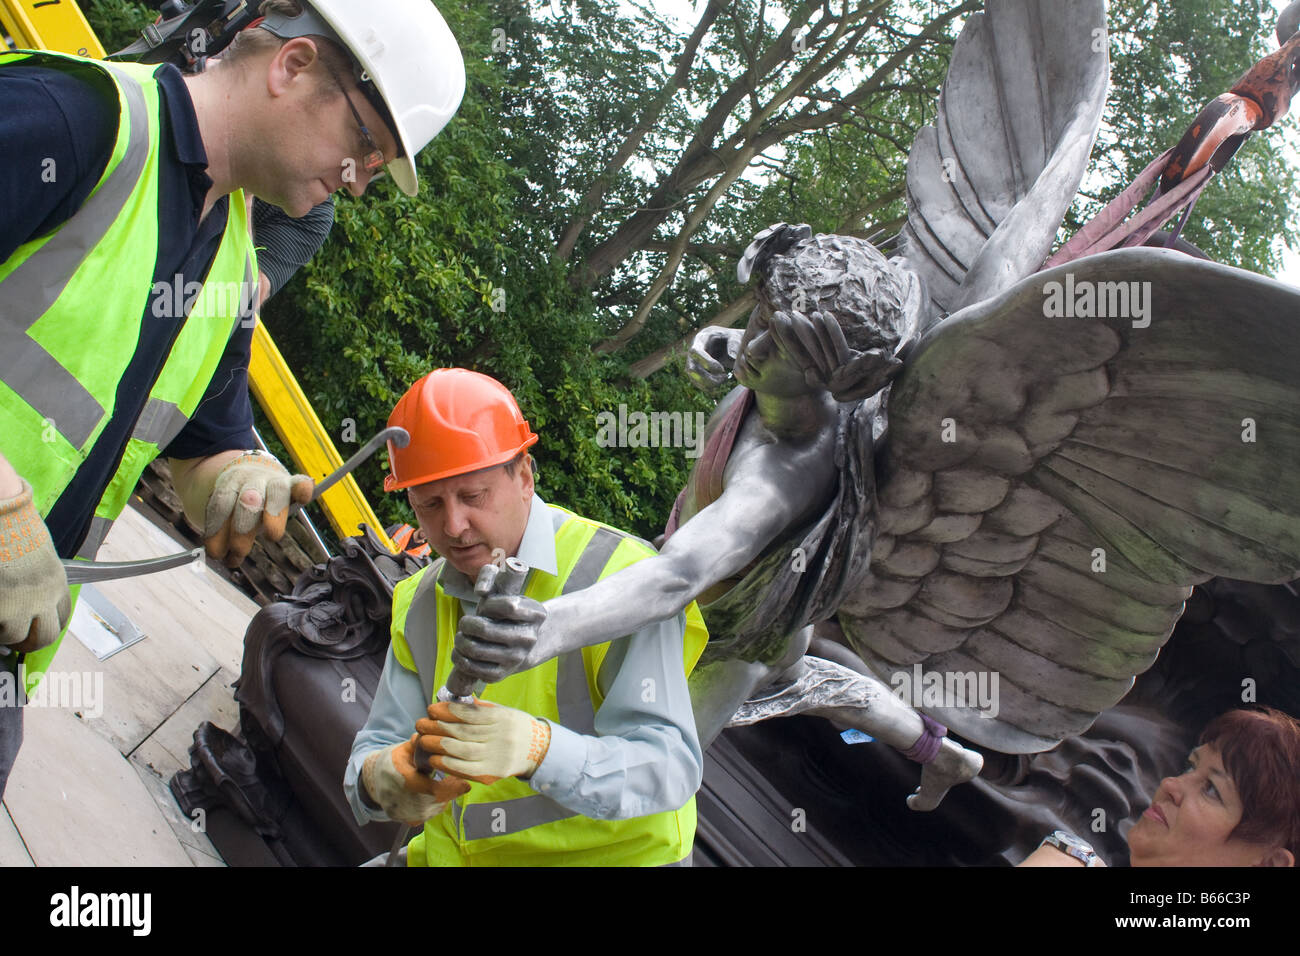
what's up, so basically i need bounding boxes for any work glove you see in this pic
[451,593,546,685]
[203,451,312,567]
[0,480,71,653]
[416,700,551,785]
[360,735,470,826]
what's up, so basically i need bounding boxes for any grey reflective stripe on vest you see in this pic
[460,792,579,841]
[409,559,446,704]
[131,397,188,447]
[554,526,623,736]
[76,515,114,560]
[0,61,151,450]
[74,250,254,560]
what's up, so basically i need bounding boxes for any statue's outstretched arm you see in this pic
[459,457,810,680]
[546,465,804,663]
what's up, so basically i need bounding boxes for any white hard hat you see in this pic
[261,0,465,196]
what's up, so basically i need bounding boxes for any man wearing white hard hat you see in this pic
[0,0,465,795]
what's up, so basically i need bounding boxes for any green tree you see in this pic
[82,0,154,53]
[81,0,1299,542]
[1073,0,1297,269]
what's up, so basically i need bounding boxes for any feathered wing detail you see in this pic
[899,0,1109,327]
[839,248,1300,753]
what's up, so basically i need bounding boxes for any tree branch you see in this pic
[574,0,960,288]
[573,0,828,286]
[642,240,744,257]
[596,141,759,353]
[627,290,757,379]
[835,186,905,234]
[553,0,725,262]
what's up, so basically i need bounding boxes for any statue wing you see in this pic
[838,248,1300,753]
[899,0,1109,327]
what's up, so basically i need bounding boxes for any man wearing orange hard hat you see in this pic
[344,368,709,866]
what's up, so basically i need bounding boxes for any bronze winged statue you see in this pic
[451,0,1300,811]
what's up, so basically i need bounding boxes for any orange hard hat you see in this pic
[384,368,538,491]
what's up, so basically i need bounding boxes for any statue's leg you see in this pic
[728,654,983,810]
[909,742,984,811]
[689,626,812,749]
[805,678,983,813]
[690,658,781,749]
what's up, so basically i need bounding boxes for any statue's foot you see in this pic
[906,738,983,812]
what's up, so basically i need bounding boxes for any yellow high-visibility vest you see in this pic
[389,505,708,866]
[0,51,257,691]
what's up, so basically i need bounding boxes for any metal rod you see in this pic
[312,426,409,502]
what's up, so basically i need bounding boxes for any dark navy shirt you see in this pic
[0,58,256,556]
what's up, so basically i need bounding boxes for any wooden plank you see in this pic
[5,705,192,866]
[145,667,241,768]
[97,502,258,676]
[56,505,256,754]
[129,737,224,863]
[0,804,33,867]
[184,844,227,867]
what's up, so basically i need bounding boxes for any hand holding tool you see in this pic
[416,699,551,785]
[361,735,470,827]
[61,426,409,584]
[202,450,313,567]
[389,553,530,863]
[0,480,71,653]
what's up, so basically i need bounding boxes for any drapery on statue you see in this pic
[455,0,1300,811]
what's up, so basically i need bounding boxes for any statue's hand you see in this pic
[686,326,743,389]
[827,347,903,402]
[451,593,548,684]
[769,310,901,402]
[768,310,847,389]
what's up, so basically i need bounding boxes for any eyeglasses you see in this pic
[324,64,387,175]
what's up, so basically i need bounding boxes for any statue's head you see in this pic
[736,225,923,401]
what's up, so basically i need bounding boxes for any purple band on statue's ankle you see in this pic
[901,715,947,764]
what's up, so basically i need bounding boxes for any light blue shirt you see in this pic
[344,494,703,827]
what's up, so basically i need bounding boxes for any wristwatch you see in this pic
[1040,829,1104,867]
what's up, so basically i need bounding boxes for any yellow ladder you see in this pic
[1,0,104,56]
[249,324,397,546]
[2,0,397,551]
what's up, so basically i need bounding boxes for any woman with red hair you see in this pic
[1022,706,1300,867]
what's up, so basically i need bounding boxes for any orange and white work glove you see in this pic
[203,451,312,567]
[360,735,470,826]
[416,700,551,785]
[0,480,71,653]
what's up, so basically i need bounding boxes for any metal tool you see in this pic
[386,555,530,866]
[410,555,530,774]
[312,426,408,502]
[441,556,530,701]
[63,547,207,586]
[61,426,409,585]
